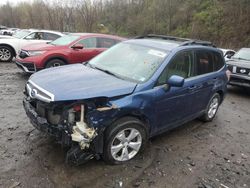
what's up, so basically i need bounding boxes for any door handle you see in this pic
[188,84,202,91]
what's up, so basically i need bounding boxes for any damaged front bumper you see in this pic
[23,97,104,165]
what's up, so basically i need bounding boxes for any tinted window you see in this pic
[213,52,225,71]
[43,32,60,40]
[195,50,224,75]
[157,51,193,85]
[97,38,118,48]
[78,38,97,48]
[195,50,214,75]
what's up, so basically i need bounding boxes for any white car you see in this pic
[220,48,236,62]
[0,29,64,62]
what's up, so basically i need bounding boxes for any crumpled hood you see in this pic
[227,58,250,68]
[29,64,137,102]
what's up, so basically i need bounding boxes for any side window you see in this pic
[97,38,117,48]
[77,38,97,48]
[25,32,43,40]
[213,52,225,71]
[43,33,60,41]
[157,51,194,86]
[195,50,214,75]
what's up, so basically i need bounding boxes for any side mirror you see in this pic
[167,75,184,87]
[226,54,233,59]
[72,44,84,50]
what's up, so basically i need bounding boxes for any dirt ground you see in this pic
[0,62,249,188]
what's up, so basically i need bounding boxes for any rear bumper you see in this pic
[229,74,250,88]
[15,60,37,73]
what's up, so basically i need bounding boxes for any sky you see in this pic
[0,0,33,5]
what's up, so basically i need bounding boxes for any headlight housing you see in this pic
[28,50,47,56]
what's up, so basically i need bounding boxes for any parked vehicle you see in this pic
[227,48,250,88]
[0,29,64,62]
[220,48,235,61]
[0,28,19,36]
[15,33,125,73]
[23,35,228,165]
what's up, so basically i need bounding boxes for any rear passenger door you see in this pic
[186,49,223,115]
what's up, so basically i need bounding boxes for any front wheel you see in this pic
[0,46,14,62]
[200,93,221,122]
[45,59,65,68]
[103,117,147,164]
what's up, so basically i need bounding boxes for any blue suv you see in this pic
[23,35,228,165]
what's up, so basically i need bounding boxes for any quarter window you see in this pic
[157,51,194,85]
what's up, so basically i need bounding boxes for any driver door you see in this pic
[69,37,102,64]
[153,50,195,134]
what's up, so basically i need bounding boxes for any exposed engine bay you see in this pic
[23,95,118,165]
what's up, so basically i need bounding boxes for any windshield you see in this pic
[50,35,80,46]
[12,30,31,39]
[233,48,250,61]
[88,42,168,83]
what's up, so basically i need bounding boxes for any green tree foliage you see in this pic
[0,0,249,48]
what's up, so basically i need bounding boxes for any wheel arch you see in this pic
[216,90,224,104]
[44,56,68,67]
[0,43,16,57]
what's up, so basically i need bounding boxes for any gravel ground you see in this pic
[0,62,249,188]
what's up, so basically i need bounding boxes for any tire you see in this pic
[45,59,65,68]
[200,93,221,122]
[103,117,147,165]
[0,46,14,62]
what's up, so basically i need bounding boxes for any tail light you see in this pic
[73,105,81,112]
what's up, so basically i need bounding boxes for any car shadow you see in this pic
[227,85,250,98]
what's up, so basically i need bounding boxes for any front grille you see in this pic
[19,50,29,59]
[22,63,35,71]
[26,81,54,103]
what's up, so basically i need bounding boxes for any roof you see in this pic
[69,33,125,40]
[128,34,216,51]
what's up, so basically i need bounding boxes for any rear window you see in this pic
[195,50,224,75]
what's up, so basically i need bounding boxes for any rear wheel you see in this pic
[200,93,221,122]
[103,117,147,164]
[45,59,65,68]
[0,46,14,62]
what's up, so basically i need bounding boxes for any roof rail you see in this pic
[135,34,216,47]
[181,40,216,47]
[135,34,191,42]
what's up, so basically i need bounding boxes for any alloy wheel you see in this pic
[111,128,142,162]
[0,48,11,61]
[208,97,219,119]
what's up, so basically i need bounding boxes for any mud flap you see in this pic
[65,145,95,166]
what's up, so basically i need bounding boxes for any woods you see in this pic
[0,0,249,48]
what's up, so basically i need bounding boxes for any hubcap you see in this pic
[0,48,11,61]
[208,97,219,119]
[49,62,61,67]
[111,128,142,162]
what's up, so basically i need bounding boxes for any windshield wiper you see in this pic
[94,66,124,80]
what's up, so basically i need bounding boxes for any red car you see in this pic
[15,33,125,73]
